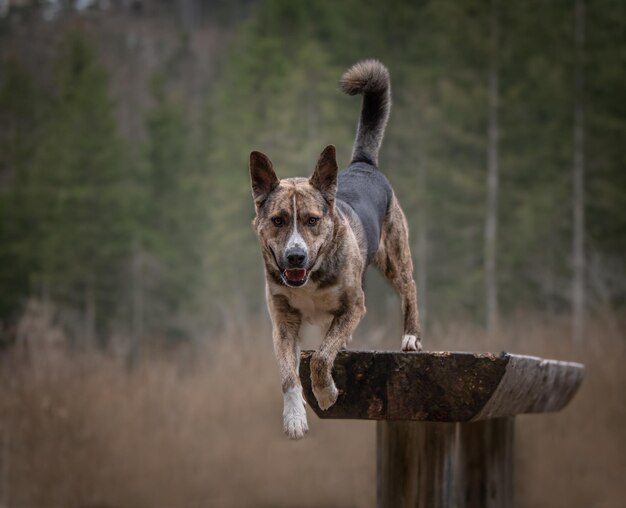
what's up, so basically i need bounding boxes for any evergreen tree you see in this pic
[28,32,132,344]
[0,60,45,324]
[139,71,208,341]
[585,0,626,308]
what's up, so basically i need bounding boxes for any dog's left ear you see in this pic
[310,145,338,207]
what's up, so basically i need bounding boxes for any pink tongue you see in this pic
[285,269,307,282]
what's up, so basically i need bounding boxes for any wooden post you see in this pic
[377,421,459,507]
[299,351,583,508]
[457,418,513,508]
[376,418,513,508]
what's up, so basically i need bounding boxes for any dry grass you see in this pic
[429,311,626,508]
[0,304,624,507]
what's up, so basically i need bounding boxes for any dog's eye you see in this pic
[272,217,284,227]
[307,217,319,226]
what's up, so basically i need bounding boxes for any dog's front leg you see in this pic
[311,288,365,410]
[268,294,307,439]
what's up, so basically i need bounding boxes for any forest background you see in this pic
[0,1,624,507]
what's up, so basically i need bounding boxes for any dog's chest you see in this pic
[277,285,340,328]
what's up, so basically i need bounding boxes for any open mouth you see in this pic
[283,268,308,287]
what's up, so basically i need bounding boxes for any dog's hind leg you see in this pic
[268,292,308,439]
[374,195,423,352]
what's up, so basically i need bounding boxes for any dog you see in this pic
[249,60,423,439]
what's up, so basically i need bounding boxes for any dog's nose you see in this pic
[286,248,307,268]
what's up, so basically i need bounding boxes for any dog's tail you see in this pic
[340,59,391,167]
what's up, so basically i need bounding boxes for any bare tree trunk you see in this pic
[416,159,428,327]
[572,0,586,344]
[41,279,51,319]
[179,0,198,29]
[84,277,96,349]
[485,0,500,333]
[129,238,144,368]
[0,428,9,508]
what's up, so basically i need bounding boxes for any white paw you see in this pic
[402,334,422,352]
[313,382,338,410]
[283,387,308,439]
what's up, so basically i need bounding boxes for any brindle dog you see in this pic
[249,60,423,439]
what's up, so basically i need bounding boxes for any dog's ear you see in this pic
[309,145,338,207]
[250,151,279,208]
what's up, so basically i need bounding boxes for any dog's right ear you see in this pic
[250,151,279,208]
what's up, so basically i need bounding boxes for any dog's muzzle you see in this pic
[282,247,309,287]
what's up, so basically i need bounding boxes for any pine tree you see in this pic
[29,32,131,345]
[0,60,45,323]
[584,0,626,311]
[139,71,207,341]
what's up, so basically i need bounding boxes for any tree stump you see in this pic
[299,351,583,508]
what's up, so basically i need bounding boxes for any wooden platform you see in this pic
[299,350,584,508]
[299,350,583,421]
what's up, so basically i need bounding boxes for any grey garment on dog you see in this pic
[336,161,393,265]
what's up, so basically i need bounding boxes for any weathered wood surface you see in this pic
[377,418,514,508]
[299,351,583,421]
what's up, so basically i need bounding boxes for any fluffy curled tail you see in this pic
[339,59,391,166]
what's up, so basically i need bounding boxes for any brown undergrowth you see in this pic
[0,303,623,507]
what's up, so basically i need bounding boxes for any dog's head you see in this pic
[250,145,338,288]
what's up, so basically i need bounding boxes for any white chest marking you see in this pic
[279,285,337,330]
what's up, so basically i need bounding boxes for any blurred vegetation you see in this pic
[0,0,624,348]
[0,4,623,507]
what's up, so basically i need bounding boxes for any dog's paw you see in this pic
[313,382,338,411]
[401,334,422,352]
[284,412,308,439]
[283,387,308,440]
